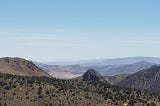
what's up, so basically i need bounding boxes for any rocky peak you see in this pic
[83,69,104,81]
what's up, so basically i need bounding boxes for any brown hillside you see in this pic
[0,57,50,77]
[118,65,160,92]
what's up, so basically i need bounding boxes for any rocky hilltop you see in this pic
[0,57,50,77]
[83,69,105,81]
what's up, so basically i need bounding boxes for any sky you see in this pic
[0,0,160,62]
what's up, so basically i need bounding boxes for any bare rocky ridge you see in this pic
[0,57,50,77]
[83,69,105,81]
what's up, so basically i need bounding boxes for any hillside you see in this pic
[104,74,129,85]
[118,65,160,92]
[0,57,49,77]
[83,69,105,81]
[0,73,159,106]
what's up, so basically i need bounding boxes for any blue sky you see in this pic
[0,0,160,61]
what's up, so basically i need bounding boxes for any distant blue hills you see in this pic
[35,57,160,79]
[43,57,160,66]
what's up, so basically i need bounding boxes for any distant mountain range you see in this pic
[0,57,50,77]
[35,57,159,79]
[98,61,154,75]
[43,57,160,66]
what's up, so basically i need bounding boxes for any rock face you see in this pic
[118,65,160,92]
[83,69,104,81]
[0,57,50,77]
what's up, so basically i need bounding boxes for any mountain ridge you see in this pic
[42,57,160,66]
[83,69,105,81]
[118,65,160,92]
[36,61,155,78]
[0,57,50,77]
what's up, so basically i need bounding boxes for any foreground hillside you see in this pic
[0,57,49,77]
[118,65,160,93]
[0,73,159,106]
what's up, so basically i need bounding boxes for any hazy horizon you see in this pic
[1,56,160,63]
[1,1,160,61]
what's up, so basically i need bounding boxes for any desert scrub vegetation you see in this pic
[0,73,159,106]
